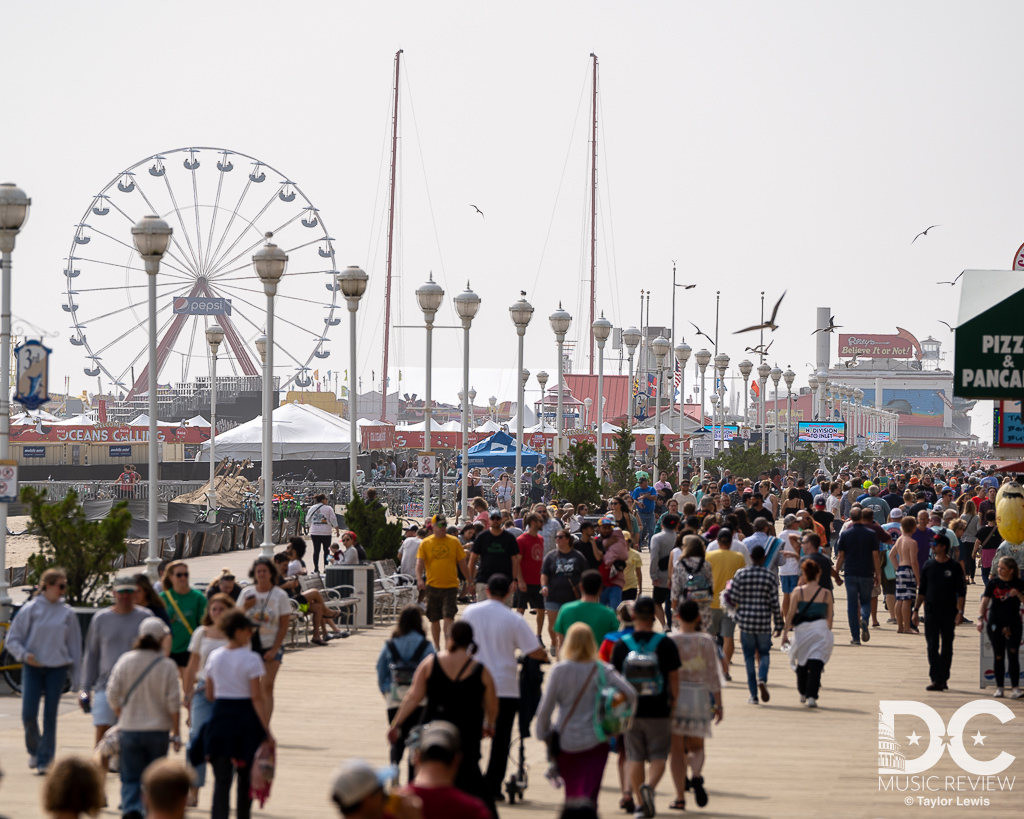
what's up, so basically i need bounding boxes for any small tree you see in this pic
[656,444,674,478]
[22,486,132,606]
[704,448,775,482]
[345,493,404,563]
[823,445,860,476]
[608,426,636,492]
[550,440,603,506]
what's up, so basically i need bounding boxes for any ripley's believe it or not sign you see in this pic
[838,329,922,359]
[954,272,1024,400]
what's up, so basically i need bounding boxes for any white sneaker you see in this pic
[806,697,818,708]
[994,688,1004,698]
[747,696,758,704]
[799,695,807,703]
[1011,688,1023,700]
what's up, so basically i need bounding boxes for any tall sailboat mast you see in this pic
[381,49,402,421]
[588,53,598,374]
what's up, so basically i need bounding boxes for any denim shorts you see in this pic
[92,688,117,726]
[544,601,562,612]
[780,575,800,594]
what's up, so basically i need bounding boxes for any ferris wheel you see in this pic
[65,147,340,397]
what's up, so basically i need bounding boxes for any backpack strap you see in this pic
[621,634,639,653]
[410,638,429,663]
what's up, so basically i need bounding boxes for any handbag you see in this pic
[547,665,597,758]
[250,594,272,652]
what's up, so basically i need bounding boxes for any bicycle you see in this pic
[0,619,23,693]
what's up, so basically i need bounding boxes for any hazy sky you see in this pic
[6,1,1022,435]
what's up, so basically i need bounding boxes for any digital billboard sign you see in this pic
[797,422,846,443]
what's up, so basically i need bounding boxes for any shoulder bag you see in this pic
[164,591,196,636]
[547,665,597,758]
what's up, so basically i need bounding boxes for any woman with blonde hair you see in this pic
[536,622,636,806]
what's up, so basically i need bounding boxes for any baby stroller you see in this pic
[504,654,545,804]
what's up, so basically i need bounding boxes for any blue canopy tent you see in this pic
[456,430,546,468]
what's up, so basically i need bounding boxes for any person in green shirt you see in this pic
[159,560,207,685]
[553,570,620,654]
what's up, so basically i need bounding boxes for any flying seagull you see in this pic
[912,224,940,244]
[734,291,786,334]
[470,204,485,218]
[938,320,955,333]
[936,270,965,286]
[843,353,860,369]
[689,321,714,345]
[745,340,775,355]
[811,315,842,335]
[679,283,697,290]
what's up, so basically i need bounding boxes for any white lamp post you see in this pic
[131,214,173,580]
[808,373,819,420]
[338,265,368,514]
[854,388,864,447]
[651,335,670,454]
[253,234,288,557]
[549,303,572,470]
[0,183,30,608]
[783,366,795,464]
[509,293,534,507]
[622,326,641,423]
[489,396,497,424]
[757,362,771,454]
[695,348,712,436]
[714,353,730,455]
[592,312,612,484]
[206,323,224,513]
[454,282,481,521]
[674,341,691,483]
[416,274,444,516]
[769,366,782,454]
[536,371,549,435]
[709,393,719,457]
[583,397,592,428]
[738,359,753,450]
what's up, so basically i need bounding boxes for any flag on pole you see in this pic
[647,373,658,396]
[751,380,761,397]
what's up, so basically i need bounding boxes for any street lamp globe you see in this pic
[714,352,730,376]
[131,214,173,262]
[651,335,671,363]
[454,281,481,326]
[549,302,572,340]
[757,361,771,383]
[252,232,288,293]
[770,367,782,388]
[854,387,864,404]
[738,359,753,380]
[808,373,819,391]
[509,291,534,332]
[469,387,477,405]
[592,312,613,345]
[536,371,549,390]
[416,273,445,320]
[674,341,692,366]
[206,324,224,353]
[783,367,796,390]
[622,326,642,354]
[255,334,268,363]
[695,348,712,372]
[709,394,719,408]
[337,265,368,301]
[521,368,530,384]
[0,183,31,235]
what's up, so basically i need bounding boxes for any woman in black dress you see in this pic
[387,621,498,815]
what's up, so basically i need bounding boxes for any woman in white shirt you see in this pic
[777,515,804,614]
[182,593,233,807]
[195,609,272,819]
[238,557,290,719]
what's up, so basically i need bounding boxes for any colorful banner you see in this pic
[838,331,920,359]
[360,425,396,450]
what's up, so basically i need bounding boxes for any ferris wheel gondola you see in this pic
[65,146,342,397]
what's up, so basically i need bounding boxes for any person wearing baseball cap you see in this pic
[106,616,181,819]
[406,721,490,817]
[329,760,410,818]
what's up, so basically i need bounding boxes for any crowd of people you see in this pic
[4,456,1022,819]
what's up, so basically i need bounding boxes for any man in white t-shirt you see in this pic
[398,525,422,579]
[461,574,549,801]
[305,494,339,572]
[672,478,697,511]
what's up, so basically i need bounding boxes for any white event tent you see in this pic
[195,402,351,462]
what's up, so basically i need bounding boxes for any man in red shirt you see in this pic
[407,721,491,819]
[516,512,547,642]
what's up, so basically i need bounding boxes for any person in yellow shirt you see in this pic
[621,547,644,601]
[416,515,470,649]
[706,528,746,679]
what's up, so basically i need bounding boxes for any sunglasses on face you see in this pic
[556,534,569,540]
[52,583,67,590]
[174,572,189,578]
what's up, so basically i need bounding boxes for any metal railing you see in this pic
[19,480,210,502]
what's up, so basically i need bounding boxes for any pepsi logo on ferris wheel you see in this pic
[173,297,232,316]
